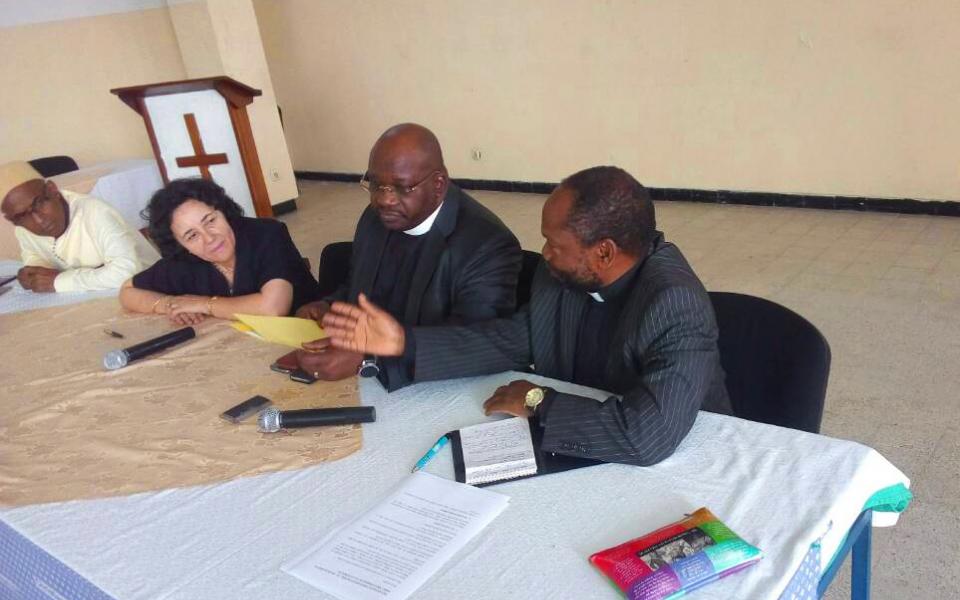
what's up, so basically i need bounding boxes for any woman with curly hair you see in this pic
[120,178,318,325]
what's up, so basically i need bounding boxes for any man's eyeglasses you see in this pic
[359,170,440,198]
[7,188,53,226]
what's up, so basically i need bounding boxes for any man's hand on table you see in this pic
[297,337,364,380]
[322,293,405,356]
[295,300,331,322]
[483,380,539,417]
[17,266,60,293]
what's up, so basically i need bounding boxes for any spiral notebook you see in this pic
[449,417,603,487]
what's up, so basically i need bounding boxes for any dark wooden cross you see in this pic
[175,113,228,179]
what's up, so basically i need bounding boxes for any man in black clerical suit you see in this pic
[321,166,732,467]
[296,123,522,391]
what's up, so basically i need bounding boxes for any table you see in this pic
[0,260,115,315]
[0,368,910,600]
[0,159,162,260]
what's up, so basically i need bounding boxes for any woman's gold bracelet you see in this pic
[150,295,168,314]
[207,295,219,316]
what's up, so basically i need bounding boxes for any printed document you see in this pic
[283,471,509,600]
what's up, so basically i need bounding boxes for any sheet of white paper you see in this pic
[282,472,510,600]
[460,417,537,485]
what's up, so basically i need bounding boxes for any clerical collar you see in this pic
[587,256,645,303]
[403,202,444,236]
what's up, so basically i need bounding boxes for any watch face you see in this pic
[525,387,544,408]
[358,361,379,378]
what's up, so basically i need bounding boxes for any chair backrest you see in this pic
[28,156,79,178]
[317,241,353,298]
[709,292,830,433]
[517,250,542,308]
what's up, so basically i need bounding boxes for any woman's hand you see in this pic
[167,295,211,316]
[167,295,212,324]
[169,311,207,326]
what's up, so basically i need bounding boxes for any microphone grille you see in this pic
[258,407,281,433]
[103,350,128,371]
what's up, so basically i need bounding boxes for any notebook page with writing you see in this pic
[460,417,538,485]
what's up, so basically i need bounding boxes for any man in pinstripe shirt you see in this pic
[323,166,732,467]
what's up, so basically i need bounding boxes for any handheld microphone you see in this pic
[103,326,196,370]
[258,406,376,432]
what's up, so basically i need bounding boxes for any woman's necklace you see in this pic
[213,263,235,295]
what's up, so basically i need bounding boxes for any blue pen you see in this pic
[411,435,450,473]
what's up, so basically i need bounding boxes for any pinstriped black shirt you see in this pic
[369,231,427,321]
[572,260,643,390]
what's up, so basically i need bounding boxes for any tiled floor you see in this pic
[281,180,960,599]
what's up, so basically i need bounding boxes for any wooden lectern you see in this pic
[111,76,273,218]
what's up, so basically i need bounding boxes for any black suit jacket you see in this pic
[412,235,731,467]
[328,184,522,390]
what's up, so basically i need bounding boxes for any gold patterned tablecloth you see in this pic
[0,298,361,507]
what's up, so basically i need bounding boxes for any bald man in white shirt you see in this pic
[0,161,159,293]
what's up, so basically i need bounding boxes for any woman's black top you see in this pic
[133,217,319,314]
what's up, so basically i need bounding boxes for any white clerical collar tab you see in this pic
[588,291,605,303]
[404,202,444,236]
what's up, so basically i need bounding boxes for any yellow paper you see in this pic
[233,314,326,348]
[230,321,263,340]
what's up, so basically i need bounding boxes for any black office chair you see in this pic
[709,292,830,433]
[516,250,542,308]
[28,156,79,178]
[317,241,353,298]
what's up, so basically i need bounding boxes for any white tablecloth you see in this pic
[0,371,909,600]
[0,260,115,315]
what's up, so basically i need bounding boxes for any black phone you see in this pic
[220,395,272,423]
[270,362,295,375]
[289,369,318,384]
[270,350,299,375]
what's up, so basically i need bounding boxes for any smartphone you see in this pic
[289,368,318,384]
[270,350,300,375]
[220,395,272,423]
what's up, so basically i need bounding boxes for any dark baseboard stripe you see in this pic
[271,198,298,216]
[296,171,359,183]
[650,188,960,217]
[294,171,960,217]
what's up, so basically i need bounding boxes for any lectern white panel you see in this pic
[144,90,255,216]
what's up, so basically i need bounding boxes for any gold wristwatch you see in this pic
[524,387,546,413]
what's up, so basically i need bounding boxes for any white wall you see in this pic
[255,0,960,202]
[0,7,186,166]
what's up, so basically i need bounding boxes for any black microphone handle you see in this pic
[124,327,196,362]
[280,407,377,428]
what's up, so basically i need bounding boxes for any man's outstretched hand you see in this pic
[321,293,405,356]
